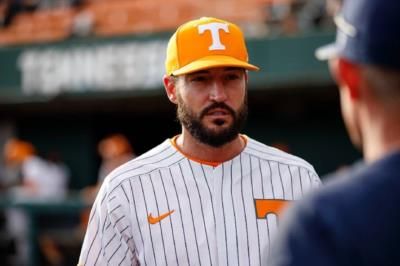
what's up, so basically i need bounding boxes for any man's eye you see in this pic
[226,74,240,80]
[191,76,208,82]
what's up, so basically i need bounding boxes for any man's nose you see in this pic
[209,81,227,102]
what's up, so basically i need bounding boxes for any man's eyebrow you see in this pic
[188,70,210,75]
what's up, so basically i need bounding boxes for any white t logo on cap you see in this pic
[198,22,229,51]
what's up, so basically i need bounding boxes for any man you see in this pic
[270,0,400,265]
[78,17,320,266]
[3,138,69,198]
[3,138,69,265]
[81,134,135,203]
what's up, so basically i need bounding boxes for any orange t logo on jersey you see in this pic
[148,210,175,224]
[254,199,291,219]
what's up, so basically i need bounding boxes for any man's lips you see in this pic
[206,108,230,116]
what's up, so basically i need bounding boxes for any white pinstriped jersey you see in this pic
[79,136,320,266]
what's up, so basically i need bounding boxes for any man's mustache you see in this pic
[200,102,235,119]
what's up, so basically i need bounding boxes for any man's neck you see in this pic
[363,108,400,163]
[175,129,246,164]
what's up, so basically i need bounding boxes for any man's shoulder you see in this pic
[275,152,400,266]
[299,163,369,216]
[244,137,317,174]
[295,152,400,226]
[321,151,400,205]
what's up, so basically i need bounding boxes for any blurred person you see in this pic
[297,0,327,31]
[0,156,20,190]
[3,138,70,265]
[296,0,340,31]
[2,0,38,27]
[97,134,135,182]
[4,138,69,198]
[81,134,135,203]
[270,0,400,265]
[70,0,93,37]
[264,0,303,36]
[78,17,320,265]
[71,7,93,37]
[325,0,342,17]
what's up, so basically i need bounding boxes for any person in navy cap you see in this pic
[269,0,400,265]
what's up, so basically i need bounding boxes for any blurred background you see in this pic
[0,0,359,265]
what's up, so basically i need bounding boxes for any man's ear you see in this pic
[337,58,361,100]
[163,75,178,104]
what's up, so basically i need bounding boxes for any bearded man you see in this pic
[78,17,320,266]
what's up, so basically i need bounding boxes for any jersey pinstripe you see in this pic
[78,136,320,266]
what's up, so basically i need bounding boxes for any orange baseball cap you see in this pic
[4,138,35,164]
[165,17,260,76]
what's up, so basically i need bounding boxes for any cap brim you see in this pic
[315,43,339,61]
[171,55,260,76]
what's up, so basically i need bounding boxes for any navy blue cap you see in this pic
[316,0,400,70]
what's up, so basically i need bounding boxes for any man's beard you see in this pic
[176,96,248,147]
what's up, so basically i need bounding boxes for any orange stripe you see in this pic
[170,135,220,166]
[170,134,248,167]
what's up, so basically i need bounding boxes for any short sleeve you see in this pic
[78,180,138,265]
